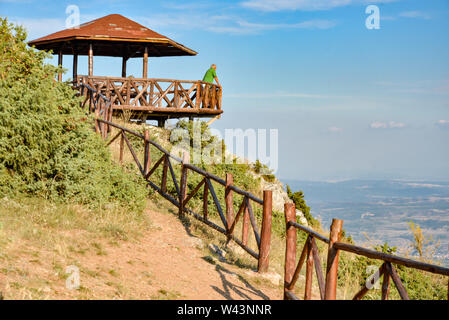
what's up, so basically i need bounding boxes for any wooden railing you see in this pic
[99,118,272,272]
[79,84,271,272]
[76,75,222,113]
[283,203,449,300]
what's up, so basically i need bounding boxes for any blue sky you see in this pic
[2,0,449,181]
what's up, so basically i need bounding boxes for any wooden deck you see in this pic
[75,75,222,122]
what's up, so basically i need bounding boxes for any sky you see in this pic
[2,0,449,182]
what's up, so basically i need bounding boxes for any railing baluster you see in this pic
[284,203,297,300]
[225,173,234,241]
[143,130,151,177]
[325,219,343,300]
[178,152,189,217]
[304,236,314,300]
[206,178,228,231]
[386,262,410,300]
[161,154,169,193]
[258,190,272,273]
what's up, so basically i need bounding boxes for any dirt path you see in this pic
[0,204,283,300]
[100,208,282,300]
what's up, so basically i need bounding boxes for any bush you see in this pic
[286,185,320,228]
[0,18,147,211]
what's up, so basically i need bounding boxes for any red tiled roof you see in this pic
[30,14,168,43]
[28,14,197,57]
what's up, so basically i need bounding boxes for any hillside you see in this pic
[0,17,447,301]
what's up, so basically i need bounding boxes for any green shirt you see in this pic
[202,67,217,83]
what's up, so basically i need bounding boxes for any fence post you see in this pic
[143,130,151,177]
[119,131,124,165]
[304,237,313,300]
[284,203,297,299]
[258,190,272,273]
[242,204,249,246]
[94,103,100,134]
[324,218,343,300]
[225,173,234,241]
[179,152,189,217]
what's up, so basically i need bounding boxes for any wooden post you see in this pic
[284,203,297,299]
[324,218,343,300]
[122,56,128,78]
[94,103,100,134]
[58,50,63,82]
[203,180,209,220]
[161,155,169,193]
[304,237,314,300]
[242,203,249,246]
[381,270,391,300]
[258,190,272,273]
[158,118,166,128]
[88,42,93,77]
[143,46,148,78]
[195,83,201,108]
[119,131,124,165]
[179,152,189,217]
[73,53,78,83]
[225,173,234,239]
[143,130,151,176]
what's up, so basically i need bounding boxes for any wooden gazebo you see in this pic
[28,14,222,126]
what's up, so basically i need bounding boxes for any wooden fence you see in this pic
[76,81,449,298]
[283,203,449,300]
[78,82,272,273]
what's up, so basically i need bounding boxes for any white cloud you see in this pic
[328,126,344,133]
[436,120,449,127]
[370,121,406,129]
[370,121,388,129]
[240,0,397,12]
[399,11,431,20]
[140,13,336,35]
[389,121,406,128]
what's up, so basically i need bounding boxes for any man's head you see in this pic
[211,64,216,70]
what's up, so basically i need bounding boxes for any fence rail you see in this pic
[283,203,449,300]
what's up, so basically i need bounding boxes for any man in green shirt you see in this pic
[202,64,221,87]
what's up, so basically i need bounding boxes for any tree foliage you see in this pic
[286,184,319,227]
[0,18,146,211]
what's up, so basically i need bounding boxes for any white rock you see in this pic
[295,209,309,227]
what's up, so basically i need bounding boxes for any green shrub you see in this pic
[0,18,146,211]
[286,185,320,228]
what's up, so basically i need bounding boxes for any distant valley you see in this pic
[282,179,449,266]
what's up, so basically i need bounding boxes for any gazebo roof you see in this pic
[28,14,197,57]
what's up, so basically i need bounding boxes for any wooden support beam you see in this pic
[157,118,166,128]
[58,50,63,82]
[73,53,78,82]
[88,42,93,76]
[143,46,148,78]
[122,56,128,78]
